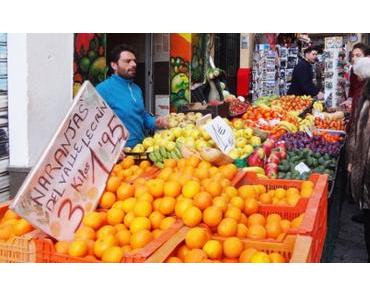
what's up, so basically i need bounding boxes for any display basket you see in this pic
[34,219,184,263]
[231,171,328,262]
[145,225,313,263]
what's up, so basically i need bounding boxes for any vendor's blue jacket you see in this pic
[96,74,156,148]
[288,57,319,97]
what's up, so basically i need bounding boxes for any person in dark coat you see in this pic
[288,46,324,99]
[347,57,370,261]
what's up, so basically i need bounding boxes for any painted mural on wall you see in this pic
[73,33,107,96]
[170,33,191,111]
[191,33,208,84]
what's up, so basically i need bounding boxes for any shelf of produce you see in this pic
[146,225,313,263]
[34,219,184,263]
[231,171,328,262]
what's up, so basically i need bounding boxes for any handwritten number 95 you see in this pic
[101,115,127,152]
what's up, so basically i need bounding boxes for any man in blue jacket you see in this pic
[288,46,324,99]
[96,44,168,148]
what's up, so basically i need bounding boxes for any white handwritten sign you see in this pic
[10,81,129,241]
[295,162,311,175]
[204,116,235,154]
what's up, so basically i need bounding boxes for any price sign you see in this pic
[10,81,129,241]
[304,126,313,137]
[294,162,311,175]
[204,116,235,154]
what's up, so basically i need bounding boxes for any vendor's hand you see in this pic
[348,163,352,173]
[317,91,324,100]
[156,116,169,129]
[340,99,352,110]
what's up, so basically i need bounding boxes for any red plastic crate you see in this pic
[231,171,328,262]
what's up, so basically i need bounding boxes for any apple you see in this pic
[247,150,264,167]
[243,144,254,157]
[195,139,208,151]
[267,153,280,165]
[256,148,265,159]
[166,141,176,151]
[232,119,244,130]
[172,127,183,138]
[228,149,240,160]
[236,137,247,148]
[184,137,195,148]
[250,136,261,147]
[142,137,155,149]
[176,136,186,144]
[262,138,275,157]
[234,130,244,138]
[243,127,253,139]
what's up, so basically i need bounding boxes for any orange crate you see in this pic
[0,201,38,263]
[34,218,183,263]
[231,171,328,263]
[145,226,313,263]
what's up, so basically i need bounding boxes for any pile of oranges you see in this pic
[165,227,287,263]
[0,209,34,241]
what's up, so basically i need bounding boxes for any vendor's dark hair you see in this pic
[303,46,318,55]
[110,44,137,63]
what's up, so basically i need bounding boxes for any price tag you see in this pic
[11,81,129,241]
[204,116,235,154]
[304,126,313,137]
[295,162,311,175]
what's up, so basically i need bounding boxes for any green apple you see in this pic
[132,144,145,153]
[142,137,155,149]
[228,149,240,159]
[250,136,261,147]
[243,127,253,139]
[236,137,247,148]
[172,127,183,138]
[234,130,244,138]
[195,139,208,151]
[176,136,186,144]
[232,119,244,130]
[199,127,211,141]
[184,137,195,148]
[190,130,200,140]
[166,141,176,151]
[243,144,254,156]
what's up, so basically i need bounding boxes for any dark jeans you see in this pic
[363,209,370,262]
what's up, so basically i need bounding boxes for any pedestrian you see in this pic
[288,46,324,99]
[347,57,370,261]
[96,44,168,148]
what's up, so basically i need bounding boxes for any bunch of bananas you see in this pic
[277,120,298,133]
[148,145,183,168]
[313,101,324,112]
[298,114,315,132]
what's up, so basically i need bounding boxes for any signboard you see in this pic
[11,81,129,241]
[204,116,235,154]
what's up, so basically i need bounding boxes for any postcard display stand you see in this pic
[324,37,346,108]
[277,46,299,95]
[0,34,9,202]
[252,44,279,101]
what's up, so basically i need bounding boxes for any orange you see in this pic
[186,156,201,167]
[247,224,266,240]
[238,185,257,200]
[164,159,177,168]
[13,218,33,236]
[301,180,314,190]
[230,196,245,210]
[139,160,151,170]
[122,198,136,213]
[112,163,123,173]
[185,227,208,249]
[184,249,207,263]
[74,226,96,241]
[94,234,118,259]
[201,178,212,189]
[101,246,124,263]
[106,208,125,225]
[276,199,288,206]
[147,179,165,198]
[123,211,136,228]
[115,229,131,246]
[121,156,135,169]
[99,212,108,225]
[176,245,190,261]
[213,196,228,213]
[182,180,201,199]
[244,198,259,215]
[258,193,272,204]
[205,181,222,197]
[280,219,291,233]
[203,240,223,260]
[240,213,248,226]
[82,212,104,230]
[112,201,126,211]
[136,192,153,203]
[149,211,165,229]
[291,214,304,229]
[159,217,176,230]
[134,185,149,198]
[266,214,282,224]
[203,206,223,227]
[220,164,238,180]
[158,167,173,181]
[193,192,213,211]
[301,187,313,198]
[198,160,212,170]
[265,221,282,239]
[175,199,193,218]
[121,245,133,255]
[217,218,238,237]
[223,237,244,258]
[286,187,300,197]
[182,206,202,227]
[152,229,163,239]
[222,258,238,263]
[105,176,122,192]
[1,209,20,222]
[225,206,242,222]
[130,217,151,233]
[133,200,152,217]
[274,188,286,199]
[130,229,153,249]
[97,225,116,239]
[239,248,258,263]
[55,241,69,255]
[255,185,267,195]
[177,158,187,169]
[166,256,183,263]
[208,166,219,177]
[68,240,88,257]
[220,178,232,188]
[194,167,209,180]
[159,197,176,215]
[287,193,300,206]
[247,213,266,227]
[152,198,162,211]
[267,189,275,198]
[163,180,182,197]
[224,186,239,199]
[236,223,248,238]
[99,192,116,209]
[116,183,135,201]
[182,166,195,177]
[250,251,271,263]
[269,252,286,263]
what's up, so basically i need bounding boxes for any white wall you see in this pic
[8,33,74,168]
